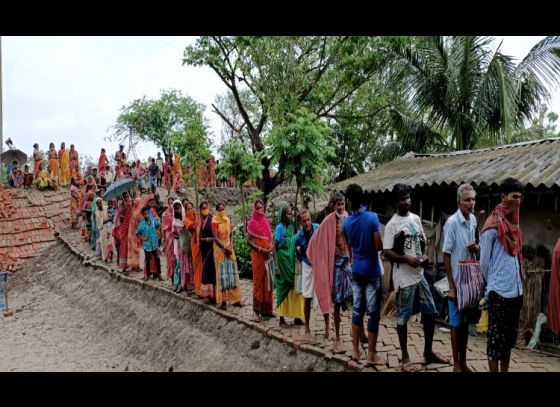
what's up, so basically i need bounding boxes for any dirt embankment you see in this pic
[1,243,344,372]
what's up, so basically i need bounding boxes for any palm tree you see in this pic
[384,36,560,154]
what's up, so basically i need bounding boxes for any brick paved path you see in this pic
[61,227,560,372]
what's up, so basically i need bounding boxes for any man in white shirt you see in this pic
[383,183,450,372]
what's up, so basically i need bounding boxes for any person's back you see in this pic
[343,207,382,278]
[149,163,159,177]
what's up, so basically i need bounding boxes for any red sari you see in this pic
[247,200,274,316]
[118,201,133,270]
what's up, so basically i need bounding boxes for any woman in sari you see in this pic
[127,196,143,271]
[70,178,80,228]
[69,144,79,180]
[34,163,50,190]
[58,142,70,186]
[173,153,182,193]
[171,200,191,292]
[212,202,243,309]
[163,156,172,195]
[274,205,304,326]
[98,148,107,174]
[118,192,133,271]
[247,199,274,322]
[186,201,202,297]
[48,142,59,183]
[94,198,107,259]
[162,196,176,283]
[112,201,124,265]
[181,200,195,293]
[199,201,216,303]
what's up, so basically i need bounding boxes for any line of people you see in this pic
[69,170,526,372]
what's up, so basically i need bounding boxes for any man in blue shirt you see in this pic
[294,208,319,343]
[136,206,162,281]
[443,183,480,372]
[342,183,385,366]
[480,178,524,373]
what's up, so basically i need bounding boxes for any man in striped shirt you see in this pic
[480,178,524,373]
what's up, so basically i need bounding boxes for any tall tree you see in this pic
[183,36,401,199]
[268,108,334,210]
[385,36,560,154]
[108,89,210,159]
[218,138,264,235]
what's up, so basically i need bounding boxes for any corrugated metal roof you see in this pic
[333,138,560,193]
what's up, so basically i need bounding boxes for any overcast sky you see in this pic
[2,36,559,162]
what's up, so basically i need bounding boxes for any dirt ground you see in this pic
[0,243,337,372]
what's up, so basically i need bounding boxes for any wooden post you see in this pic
[431,205,434,225]
[419,199,423,222]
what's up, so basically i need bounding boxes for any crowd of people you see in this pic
[3,140,529,372]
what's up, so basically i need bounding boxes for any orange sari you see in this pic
[48,149,59,181]
[58,148,70,186]
[186,208,202,296]
[212,211,241,304]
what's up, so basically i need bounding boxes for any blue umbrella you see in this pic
[103,178,136,201]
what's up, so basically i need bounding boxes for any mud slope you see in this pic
[1,243,342,372]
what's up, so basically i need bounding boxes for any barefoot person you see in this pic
[247,199,274,322]
[294,209,320,342]
[342,184,385,366]
[443,184,481,372]
[307,191,353,353]
[274,205,304,327]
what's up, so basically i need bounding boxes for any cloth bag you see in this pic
[219,258,238,291]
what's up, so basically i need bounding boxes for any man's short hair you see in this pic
[151,158,156,163]
[33,143,39,148]
[499,178,524,195]
[141,207,149,214]
[391,183,412,204]
[344,184,363,210]
[331,191,345,206]
[457,183,475,204]
[299,208,311,218]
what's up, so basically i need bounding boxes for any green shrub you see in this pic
[233,229,252,280]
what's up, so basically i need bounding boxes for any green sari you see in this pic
[274,205,295,307]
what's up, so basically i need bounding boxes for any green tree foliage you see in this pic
[384,36,560,156]
[183,36,405,194]
[267,108,334,210]
[218,138,264,234]
[109,89,211,159]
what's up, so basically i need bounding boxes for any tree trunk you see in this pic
[241,185,246,237]
[259,156,283,206]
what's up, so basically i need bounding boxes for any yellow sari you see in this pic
[59,149,70,186]
[212,211,242,304]
[34,169,50,189]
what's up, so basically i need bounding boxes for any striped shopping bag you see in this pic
[456,256,485,311]
[219,259,238,291]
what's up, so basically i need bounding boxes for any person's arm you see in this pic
[479,229,494,284]
[442,222,457,301]
[382,222,420,268]
[417,217,429,266]
[247,233,262,253]
[372,213,383,252]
